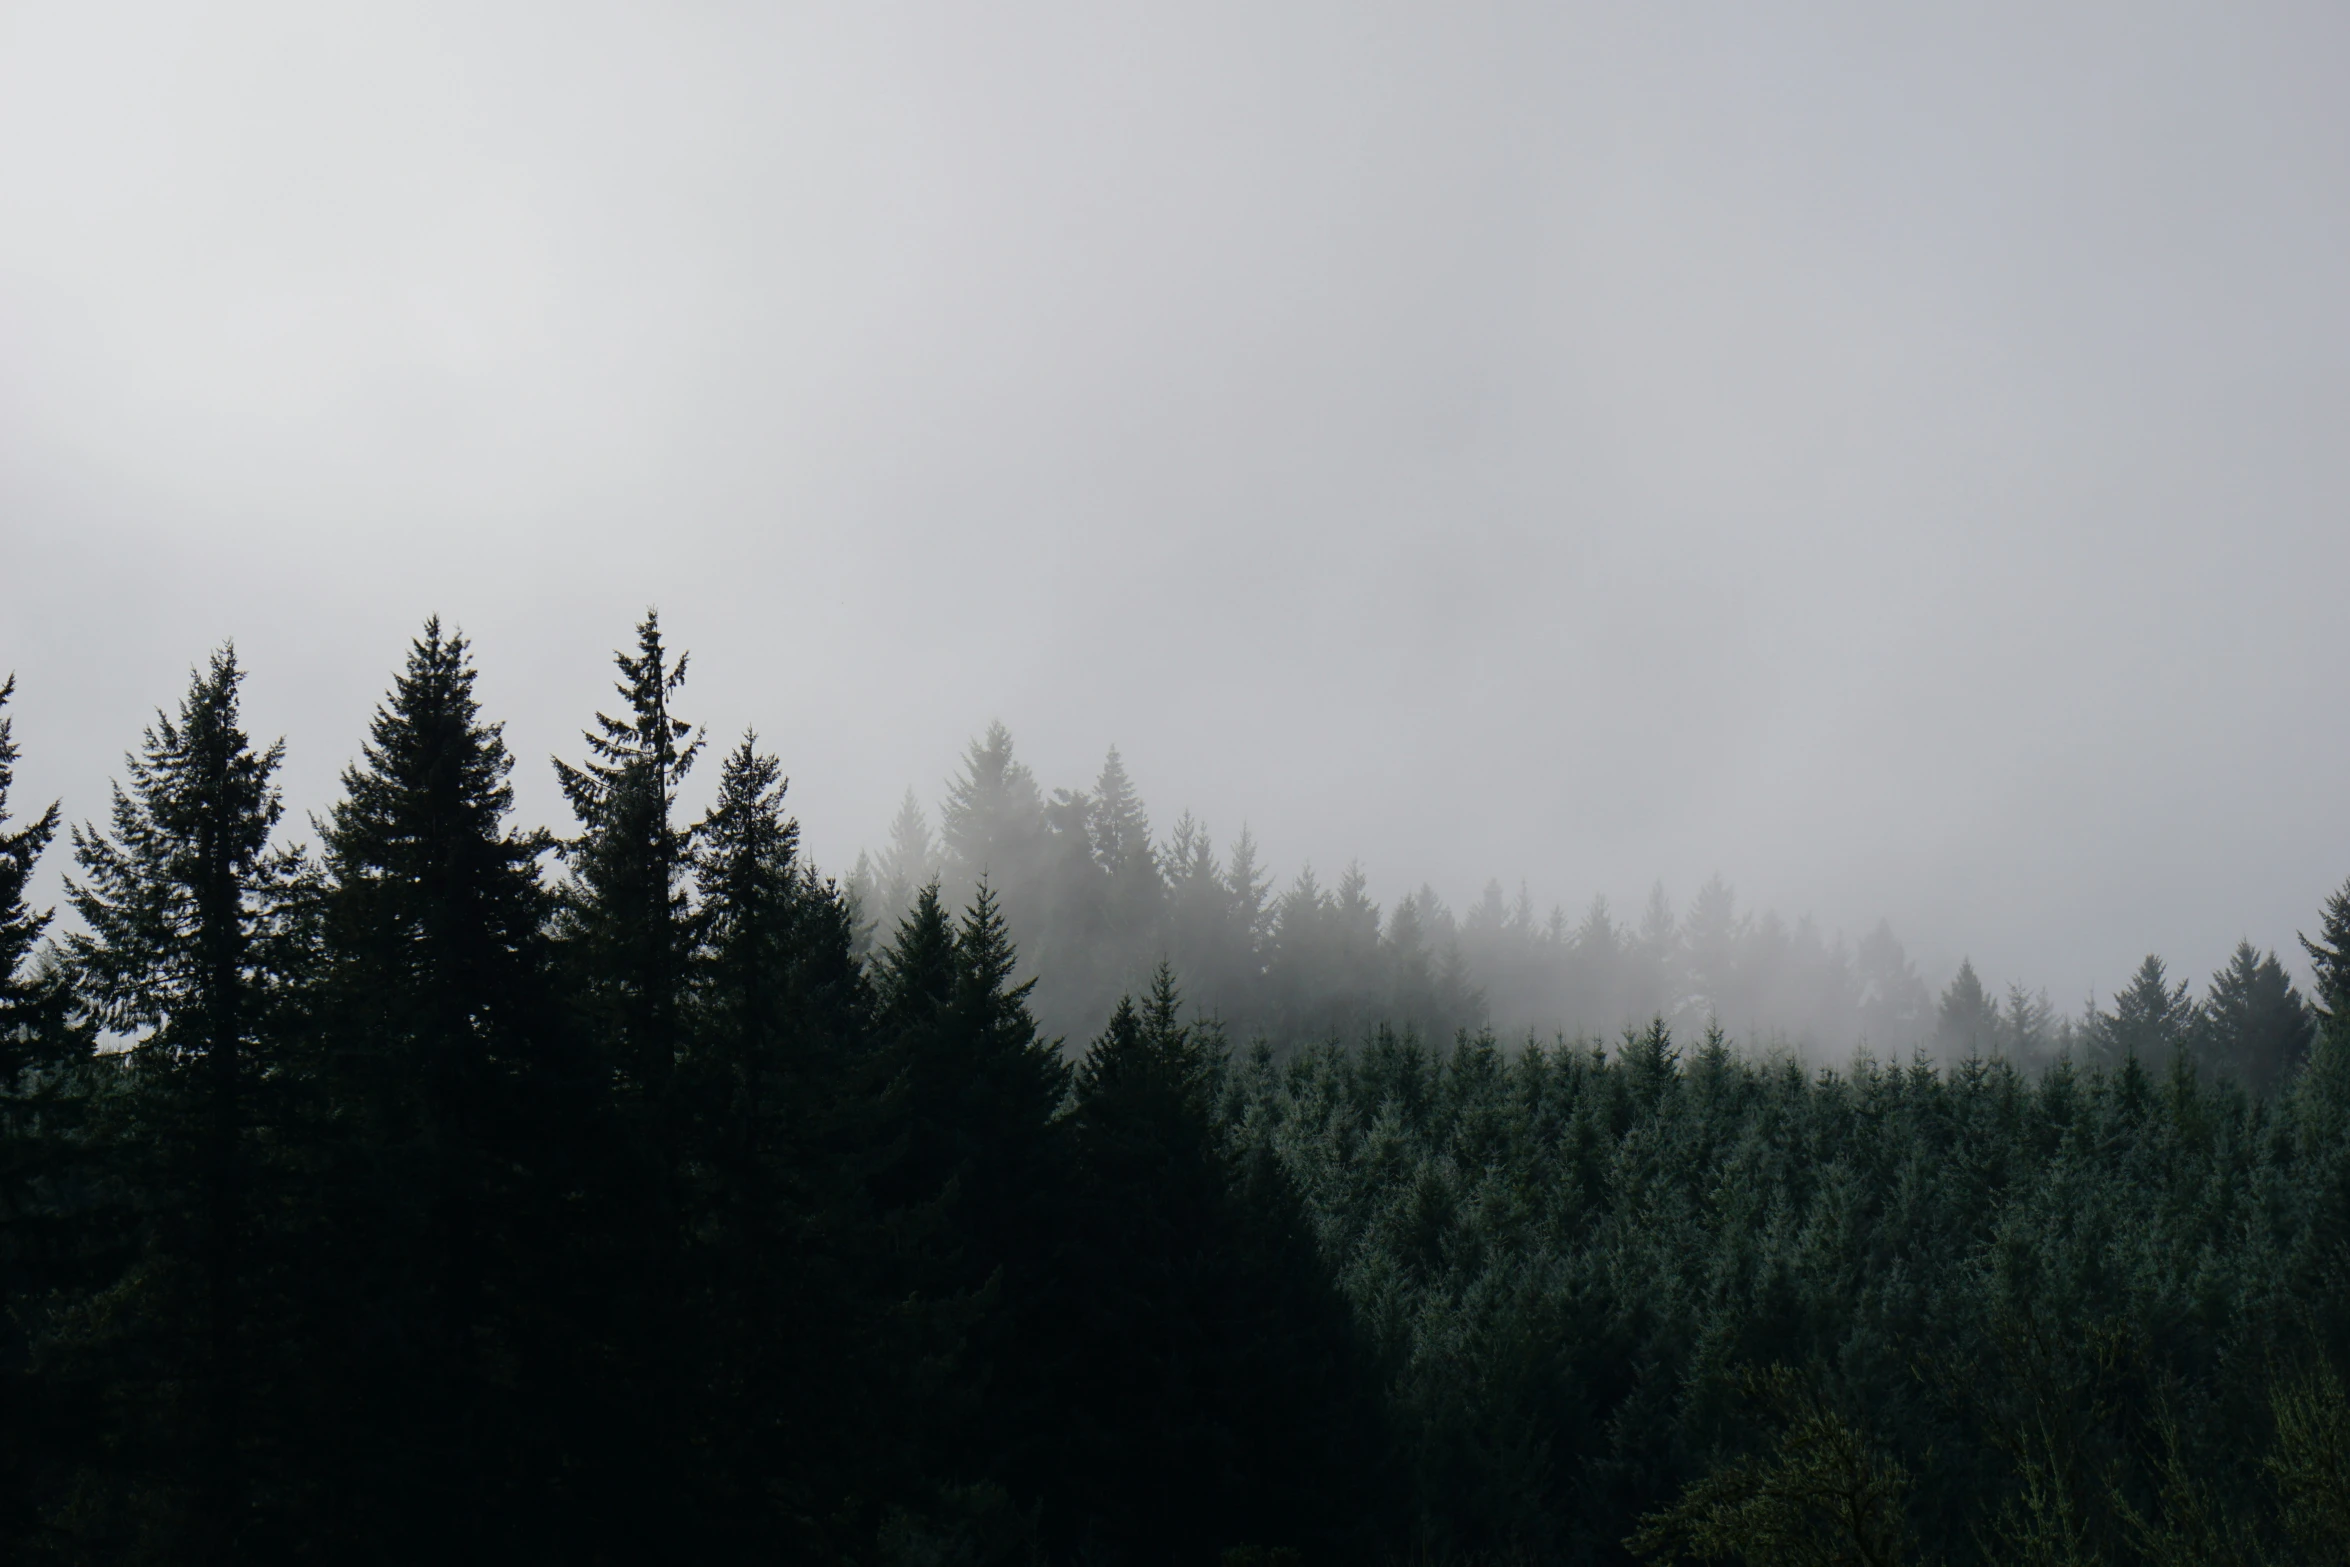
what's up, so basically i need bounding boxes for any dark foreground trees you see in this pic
[308,620,553,1554]
[5,621,2350,1566]
[0,620,1389,1565]
[1054,969,1384,1563]
[53,648,315,1562]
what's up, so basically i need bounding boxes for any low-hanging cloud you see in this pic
[4,0,2347,1020]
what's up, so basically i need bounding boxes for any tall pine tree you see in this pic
[1091,745,1162,950]
[683,734,884,1554]
[65,647,310,1562]
[0,674,88,1548]
[555,609,702,1104]
[2196,940,2314,1095]
[868,882,1069,1533]
[2092,954,2196,1066]
[939,721,1045,902]
[314,618,553,1550]
[550,609,703,1558]
[1056,966,1379,1564]
[1937,958,2001,1058]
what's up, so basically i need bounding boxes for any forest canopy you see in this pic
[3,616,2348,1565]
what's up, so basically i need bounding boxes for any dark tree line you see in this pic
[4,619,2349,1565]
[0,622,1373,1564]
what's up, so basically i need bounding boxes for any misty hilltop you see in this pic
[850,722,2318,1093]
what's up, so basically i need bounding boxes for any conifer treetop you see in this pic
[554,608,705,831]
[325,617,538,875]
[0,675,61,996]
[64,644,295,1044]
[2304,876,2350,1020]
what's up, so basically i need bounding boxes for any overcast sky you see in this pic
[4,0,2347,1010]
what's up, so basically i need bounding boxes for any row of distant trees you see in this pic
[1931,944,2316,1092]
[851,731,2321,1090]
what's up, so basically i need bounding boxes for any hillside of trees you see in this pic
[4,615,2349,1564]
[850,729,2318,1093]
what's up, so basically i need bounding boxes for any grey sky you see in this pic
[4,1,2346,1013]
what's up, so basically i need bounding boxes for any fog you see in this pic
[5,1,2348,1032]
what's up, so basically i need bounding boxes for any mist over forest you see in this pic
[847,725,2318,1094]
[10,1,2350,1562]
[5,619,2349,1565]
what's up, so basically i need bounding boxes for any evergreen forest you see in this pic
[6,614,2350,1566]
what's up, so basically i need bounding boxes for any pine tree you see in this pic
[690,735,875,1204]
[1058,976,1228,1560]
[549,609,703,1554]
[1854,920,1928,1054]
[876,884,958,1037]
[692,737,807,1095]
[555,609,702,1101]
[65,646,309,1560]
[314,619,552,1548]
[1460,883,1513,1017]
[685,735,881,1552]
[1633,882,1683,1025]
[944,882,1070,1249]
[868,882,1069,1526]
[1936,959,2000,1058]
[939,721,1044,899]
[1164,813,1235,1014]
[2305,876,2350,1024]
[1033,781,1111,1034]
[2093,954,2196,1067]
[1388,889,1436,1034]
[1089,747,1147,868]
[871,786,939,929]
[0,676,61,1055]
[1684,874,1746,1031]
[2197,941,2314,1095]
[1224,825,1273,961]
[1263,866,1327,1041]
[1091,746,1162,944]
[1999,983,2054,1065]
[1330,862,1384,1032]
[1057,967,1378,1563]
[0,675,87,1547]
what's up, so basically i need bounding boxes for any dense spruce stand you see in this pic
[4,616,2350,1564]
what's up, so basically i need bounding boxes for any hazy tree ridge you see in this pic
[851,728,2318,1089]
[4,620,2349,1565]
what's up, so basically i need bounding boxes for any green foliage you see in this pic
[2195,942,2313,1094]
[1629,1368,1911,1567]
[2267,1360,2350,1561]
[1223,998,2350,1563]
[11,626,2350,1567]
[2090,956,2196,1069]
